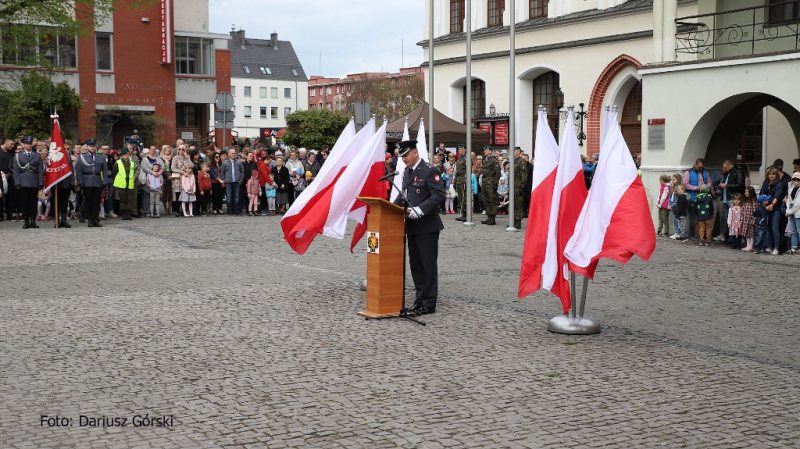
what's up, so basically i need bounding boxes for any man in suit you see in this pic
[219,148,244,214]
[12,137,44,229]
[392,140,446,315]
[75,138,108,227]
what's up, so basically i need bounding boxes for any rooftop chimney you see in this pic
[230,29,246,49]
[271,32,278,50]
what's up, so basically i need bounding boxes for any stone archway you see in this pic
[586,55,642,156]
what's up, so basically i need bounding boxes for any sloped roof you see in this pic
[386,102,491,146]
[228,37,308,82]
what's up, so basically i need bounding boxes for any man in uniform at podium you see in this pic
[393,140,445,315]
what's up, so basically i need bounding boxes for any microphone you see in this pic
[378,171,398,182]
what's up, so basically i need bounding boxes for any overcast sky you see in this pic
[209,0,426,79]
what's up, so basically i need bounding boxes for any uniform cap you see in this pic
[132,130,139,134]
[483,145,492,150]
[397,140,417,157]
[85,138,97,145]
[21,137,33,144]
[121,147,129,155]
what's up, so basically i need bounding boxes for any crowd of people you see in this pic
[655,157,800,255]
[3,132,798,256]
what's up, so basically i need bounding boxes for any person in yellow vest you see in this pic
[112,145,140,220]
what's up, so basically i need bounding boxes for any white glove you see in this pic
[408,206,423,219]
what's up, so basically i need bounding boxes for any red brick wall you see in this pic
[76,0,178,144]
[586,55,642,156]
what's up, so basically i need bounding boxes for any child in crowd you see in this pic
[246,169,261,216]
[497,178,509,215]
[197,163,212,216]
[695,184,714,246]
[740,186,758,251]
[672,184,689,240]
[180,165,196,217]
[657,174,671,236]
[785,172,800,254]
[264,172,277,215]
[753,194,770,254]
[291,168,306,195]
[444,166,456,214]
[669,174,683,239]
[727,193,743,249]
[148,163,163,218]
[37,188,51,221]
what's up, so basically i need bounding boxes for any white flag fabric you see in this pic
[416,118,430,163]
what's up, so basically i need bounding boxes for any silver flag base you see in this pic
[547,315,601,335]
[359,279,367,291]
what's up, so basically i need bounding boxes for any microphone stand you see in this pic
[363,173,426,326]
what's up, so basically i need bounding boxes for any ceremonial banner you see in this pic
[44,114,71,192]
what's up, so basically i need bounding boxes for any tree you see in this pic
[283,109,350,150]
[93,107,167,147]
[347,74,425,122]
[0,71,81,139]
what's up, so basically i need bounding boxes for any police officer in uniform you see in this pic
[75,138,108,227]
[480,145,500,225]
[392,140,445,315]
[12,137,44,229]
[512,147,528,230]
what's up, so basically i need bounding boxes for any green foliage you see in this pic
[94,108,167,146]
[283,109,350,149]
[0,71,81,139]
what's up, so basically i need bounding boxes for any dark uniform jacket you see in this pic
[12,150,44,188]
[75,152,108,188]
[393,160,445,236]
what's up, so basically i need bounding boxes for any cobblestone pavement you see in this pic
[1,213,799,448]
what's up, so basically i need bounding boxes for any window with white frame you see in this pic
[244,106,251,118]
[271,87,278,98]
[271,107,278,119]
[174,36,215,75]
[260,87,267,98]
[284,88,291,99]
[260,107,267,118]
[244,86,251,97]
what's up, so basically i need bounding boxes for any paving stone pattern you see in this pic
[1,215,799,448]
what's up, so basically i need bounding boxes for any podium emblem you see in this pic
[367,232,380,254]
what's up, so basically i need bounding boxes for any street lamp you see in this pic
[44,50,56,116]
[554,87,565,111]
[489,103,496,115]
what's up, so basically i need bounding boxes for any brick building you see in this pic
[2,0,231,148]
[308,67,424,121]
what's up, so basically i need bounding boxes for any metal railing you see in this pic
[676,0,800,58]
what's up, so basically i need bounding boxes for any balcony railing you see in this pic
[676,0,800,58]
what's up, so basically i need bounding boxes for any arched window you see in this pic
[462,79,486,123]
[621,82,642,155]
[532,71,560,151]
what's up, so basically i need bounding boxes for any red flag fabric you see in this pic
[564,111,656,279]
[44,114,72,192]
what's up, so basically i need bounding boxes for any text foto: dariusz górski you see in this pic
[41,414,175,427]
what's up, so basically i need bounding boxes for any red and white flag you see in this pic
[281,119,360,254]
[282,119,387,254]
[518,109,560,302]
[518,109,588,313]
[44,114,72,192]
[564,112,655,279]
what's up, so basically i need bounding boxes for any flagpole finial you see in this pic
[404,117,409,123]
[604,105,610,112]
[419,117,424,124]
[567,105,575,111]
[612,105,618,112]
[382,115,387,124]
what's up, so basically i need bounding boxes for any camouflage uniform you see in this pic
[513,156,528,229]
[455,154,467,221]
[480,152,500,224]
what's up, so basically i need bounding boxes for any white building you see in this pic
[422,0,799,193]
[224,30,308,142]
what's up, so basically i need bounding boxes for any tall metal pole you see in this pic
[506,0,517,232]
[428,0,435,162]
[464,0,474,227]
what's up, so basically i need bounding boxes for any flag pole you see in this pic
[54,187,60,228]
[428,0,435,162]
[506,0,517,232]
[464,0,474,227]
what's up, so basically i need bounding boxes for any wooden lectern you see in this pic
[355,197,406,318]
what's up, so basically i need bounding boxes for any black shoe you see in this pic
[94,221,102,227]
[22,218,30,229]
[417,307,436,315]
[29,219,39,228]
[61,219,71,228]
[407,304,423,313]
[455,216,466,222]
[88,222,95,227]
